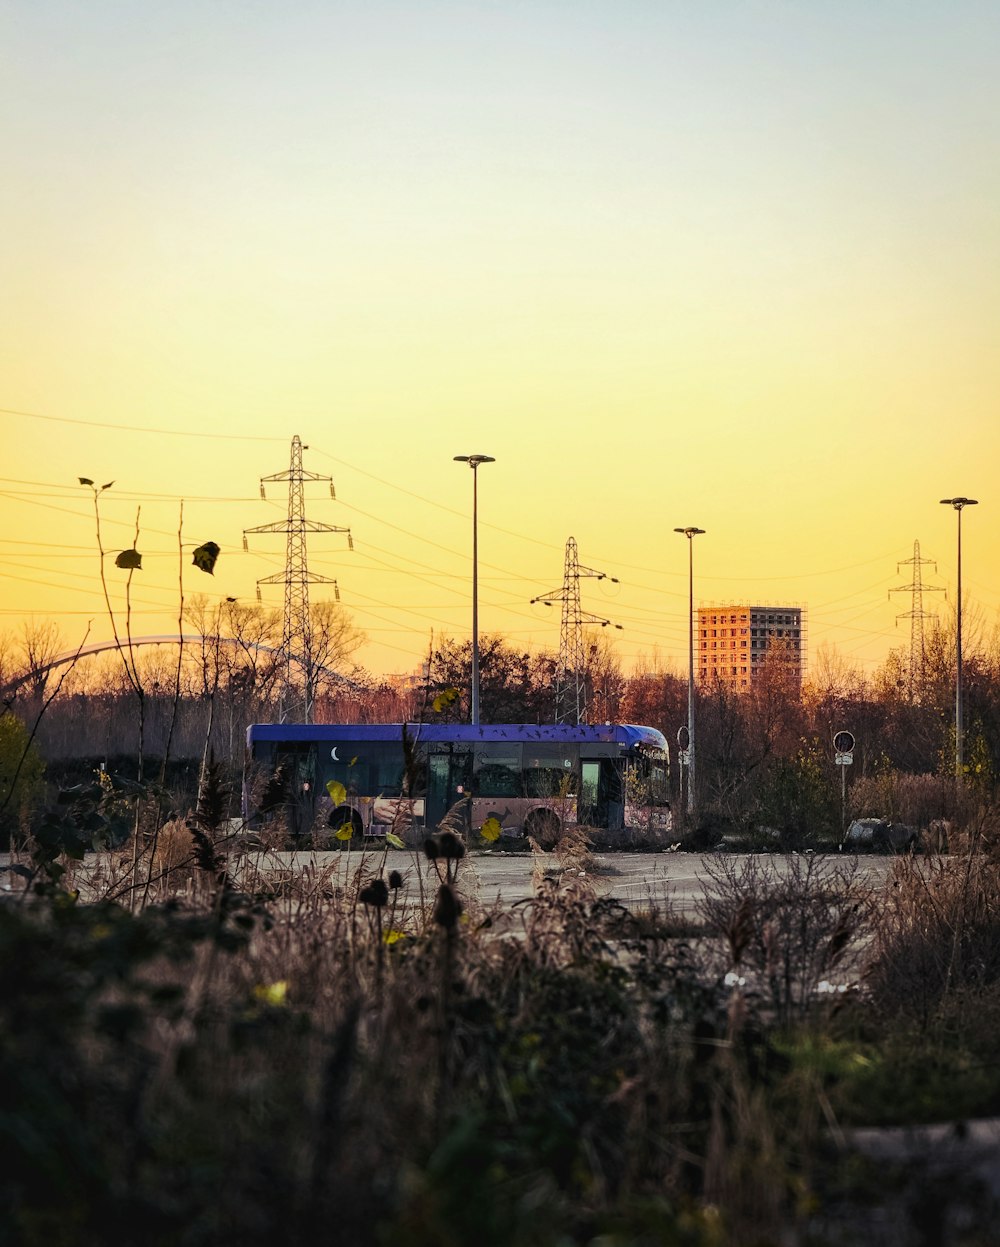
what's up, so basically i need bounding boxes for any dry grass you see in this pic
[9,799,1000,1245]
[864,845,1000,1038]
[696,854,872,1025]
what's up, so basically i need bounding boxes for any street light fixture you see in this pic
[940,496,978,776]
[455,455,495,726]
[674,526,705,819]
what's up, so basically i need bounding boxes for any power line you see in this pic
[0,406,288,442]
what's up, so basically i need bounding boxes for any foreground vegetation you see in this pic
[4,774,1000,1245]
[3,575,1000,1242]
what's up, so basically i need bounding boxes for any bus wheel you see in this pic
[328,806,364,841]
[523,808,562,849]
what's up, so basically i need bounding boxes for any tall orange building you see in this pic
[696,604,805,690]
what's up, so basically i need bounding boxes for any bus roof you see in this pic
[247,722,668,752]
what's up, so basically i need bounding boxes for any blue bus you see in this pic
[244,722,671,846]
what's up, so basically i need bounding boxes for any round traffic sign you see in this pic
[833,730,855,754]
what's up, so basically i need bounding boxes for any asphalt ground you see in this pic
[230,848,896,914]
[1,847,897,913]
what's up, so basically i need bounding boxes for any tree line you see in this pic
[2,600,999,846]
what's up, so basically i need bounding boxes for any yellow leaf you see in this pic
[253,981,288,1006]
[326,780,347,804]
[480,816,502,843]
[386,832,405,849]
[335,824,354,841]
[383,930,406,945]
[433,686,460,713]
[349,756,358,766]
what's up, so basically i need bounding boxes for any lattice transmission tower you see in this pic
[531,536,620,725]
[243,435,352,723]
[889,539,943,697]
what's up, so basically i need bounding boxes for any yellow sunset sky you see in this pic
[1,1,998,682]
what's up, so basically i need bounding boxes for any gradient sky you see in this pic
[2,1,998,680]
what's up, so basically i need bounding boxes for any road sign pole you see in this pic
[841,762,847,839]
[833,732,855,843]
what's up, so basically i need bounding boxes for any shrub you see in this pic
[696,854,871,1026]
[849,770,975,833]
[864,849,1000,1040]
[0,712,45,846]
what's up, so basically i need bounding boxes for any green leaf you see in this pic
[115,549,142,570]
[326,780,347,805]
[192,540,220,575]
[480,816,502,843]
[386,832,405,849]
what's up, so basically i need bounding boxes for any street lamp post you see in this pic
[940,496,978,776]
[456,454,495,726]
[674,526,705,820]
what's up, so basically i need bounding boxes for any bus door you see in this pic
[272,743,317,836]
[604,757,625,829]
[579,760,602,827]
[579,755,624,830]
[426,748,473,832]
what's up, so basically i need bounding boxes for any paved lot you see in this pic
[235,848,895,913]
[2,847,897,911]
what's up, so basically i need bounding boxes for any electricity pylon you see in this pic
[531,536,620,724]
[889,539,943,697]
[243,435,352,722]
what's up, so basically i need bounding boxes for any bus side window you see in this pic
[580,761,600,809]
[474,746,521,798]
[476,762,521,797]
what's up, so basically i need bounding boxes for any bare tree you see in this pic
[583,629,625,723]
[309,599,367,703]
[620,654,686,737]
[17,620,63,702]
